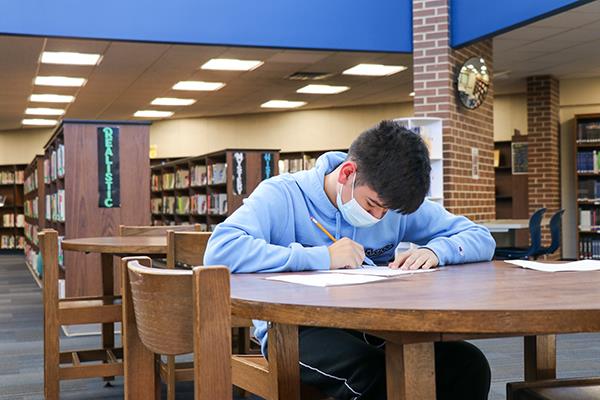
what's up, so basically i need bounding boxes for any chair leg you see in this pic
[42,231,60,400]
[166,355,176,400]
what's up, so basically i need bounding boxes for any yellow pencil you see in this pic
[310,216,337,242]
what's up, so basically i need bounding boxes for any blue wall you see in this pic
[0,0,412,53]
[451,0,590,47]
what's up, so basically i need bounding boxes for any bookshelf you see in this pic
[279,149,347,174]
[23,155,45,287]
[394,117,444,206]
[151,149,280,230]
[44,120,151,297]
[0,164,26,253]
[494,136,529,247]
[574,114,600,259]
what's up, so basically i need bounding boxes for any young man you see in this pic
[205,120,496,399]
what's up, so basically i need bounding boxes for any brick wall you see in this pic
[527,76,560,250]
[413,0,495,221]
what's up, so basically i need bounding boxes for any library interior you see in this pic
[2,1,600,400]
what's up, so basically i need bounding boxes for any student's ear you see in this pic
[338,161,358,184]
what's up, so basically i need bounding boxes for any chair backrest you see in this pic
[545,209,565,255]
[166,231,212,268]
[119,224,201,237]
[528,208,547,254]
[126,259,231,355]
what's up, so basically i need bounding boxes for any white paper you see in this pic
[321,266,438,277]
[265,273,386,287]
[506,259,600,272]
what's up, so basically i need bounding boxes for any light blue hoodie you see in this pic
[204,152,496,354]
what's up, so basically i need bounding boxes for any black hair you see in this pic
[348,120,431,214]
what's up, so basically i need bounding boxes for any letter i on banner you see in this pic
[97,126,121,208]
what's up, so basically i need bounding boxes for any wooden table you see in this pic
[229,261,600,399]
[60,236,167,388]
[481,218,550,247]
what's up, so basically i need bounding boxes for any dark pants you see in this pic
[298,327,490,400]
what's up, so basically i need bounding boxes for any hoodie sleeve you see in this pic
[204,179,331,273]
[401,200,496,265]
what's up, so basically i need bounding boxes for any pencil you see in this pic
[310,216,377,267]
[310,216,337,242]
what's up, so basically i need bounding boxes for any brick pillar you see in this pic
[412,0,495,221]
[527,76,560,249]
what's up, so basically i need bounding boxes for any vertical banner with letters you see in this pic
[233,151,246,195]
[261,152,274,180]
[97,126,121,208]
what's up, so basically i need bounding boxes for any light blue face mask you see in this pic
[336,173,382,228]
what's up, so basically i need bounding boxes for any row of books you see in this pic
[44,144,65,183]
[150,220,217,232]
[190,194,207,215]
[24,171,38,194]
[579,237,600,259]
[191,165,208,186]
[175,169,189,189]
[208,163,227,185]
[576,151,600,173]
[175,196,189,215]
[45,190,65,222]
[151,174,161,192]
[24,221,38,246]
[279,156,319,174]
[156,193,227,216]
[0,170,24,184]
[151,198,162,214]
[1,235,25,249]
[24,198,38,219]
[579,208,600,231]
[162,196,176,214]
[208,193,228,215]
[162,173,175,190]
[577,180,600,200]
[577,121,600,143]
[1,213,24,227]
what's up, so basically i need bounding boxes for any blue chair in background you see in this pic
[494,208,546,260]
[533,209,565,259]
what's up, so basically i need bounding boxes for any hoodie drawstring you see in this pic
[335,212,341,240]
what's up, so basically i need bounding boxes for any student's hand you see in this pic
[389,248,439,270]
[328,238,366,269]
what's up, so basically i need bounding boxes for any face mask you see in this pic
[336,173,382,228]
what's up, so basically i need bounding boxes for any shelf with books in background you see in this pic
[22,155,45,287]
[0,164,26,253]
[574,114,600,259]
[150,149,279,231]
[278,149,348,174]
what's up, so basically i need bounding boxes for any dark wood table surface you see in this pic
[230,261,600,399]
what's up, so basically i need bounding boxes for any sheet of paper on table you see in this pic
[265,273,387,287]
[506,259,600,272]
[321,266,438,277]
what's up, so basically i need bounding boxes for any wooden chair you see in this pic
[40,229,123,400]
[119,223,201,237]
[507,377,600,399]
[123,256,231,400]
[161,231,253,399]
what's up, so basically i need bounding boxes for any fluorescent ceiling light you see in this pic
[41,51,102,66]
[34,76,86,87]
[342,63,407,76]
[296,84,350,95]
[409,92,415,97]
[22,118,58,126]
[25,107,65,116]
[134,110,174,118]
[201,58,263,71]
[172,81,226,91]
[30,94,75,103]
[151,97,196,106]
[261,100,306,109]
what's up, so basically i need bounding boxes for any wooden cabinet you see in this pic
[23,155,45,286]
[0,164,26,252]
[43,120,151,297]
